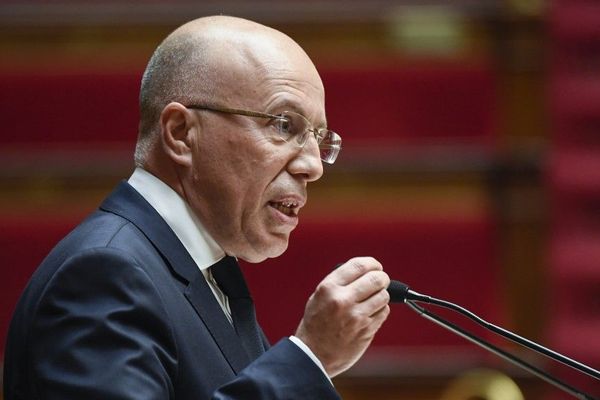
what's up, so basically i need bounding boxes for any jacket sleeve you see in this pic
[213,338,341,400]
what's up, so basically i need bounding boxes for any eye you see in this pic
[272,115,295,141]
[277,116,292,133]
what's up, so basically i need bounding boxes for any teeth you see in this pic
[272,201,297,216]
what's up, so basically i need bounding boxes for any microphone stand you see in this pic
[405,300,599,400]
[406,290,600,381]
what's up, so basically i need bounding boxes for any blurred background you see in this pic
[1,0,599,399]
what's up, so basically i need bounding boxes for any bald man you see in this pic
[4,16,390,400]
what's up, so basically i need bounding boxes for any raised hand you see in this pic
[295,257,391,377]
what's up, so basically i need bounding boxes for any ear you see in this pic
[159,102,196,167]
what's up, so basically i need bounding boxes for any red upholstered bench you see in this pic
[0,216,81,358]
[1,61,496,149]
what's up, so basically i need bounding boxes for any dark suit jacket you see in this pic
[4,182,340,400]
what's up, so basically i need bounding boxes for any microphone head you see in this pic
[387,280,410,303]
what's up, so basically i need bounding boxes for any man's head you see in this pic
[135,16,331,263]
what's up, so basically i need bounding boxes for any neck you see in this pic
[142,154,187,202]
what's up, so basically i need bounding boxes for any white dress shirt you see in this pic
[128,168,329,380]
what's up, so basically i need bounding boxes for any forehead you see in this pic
[216,34,326,124]
[260,71,326,124]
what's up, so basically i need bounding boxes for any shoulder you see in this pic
[19,210,164,319]
[40,210,152,277]
[20,242,179,400]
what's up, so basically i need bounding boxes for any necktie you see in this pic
[206,268,232,324]
[210,256,264,361]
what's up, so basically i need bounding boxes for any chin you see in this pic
[239,238,289,264]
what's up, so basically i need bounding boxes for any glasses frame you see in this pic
[184,104,341,164]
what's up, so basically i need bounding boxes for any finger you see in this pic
[354,303,390,340]
[330,257,383,286]
[368,304,390,332]
[346,270,390,302]
[362,302,391,330]
[354,287,390,317]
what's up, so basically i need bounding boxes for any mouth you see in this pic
[268,200,300,217]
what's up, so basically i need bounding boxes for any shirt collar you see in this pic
[128,167,225,271]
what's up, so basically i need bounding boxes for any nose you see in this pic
[287,134,323,182]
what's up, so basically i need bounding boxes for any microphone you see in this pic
[386,280,411,303]
[385,279,600,400]
[387,279,430,303]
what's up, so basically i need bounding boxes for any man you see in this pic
[4,16,390,399]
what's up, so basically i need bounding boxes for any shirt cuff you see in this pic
[289,335,333,384]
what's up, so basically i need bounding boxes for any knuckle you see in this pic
[349,259,366,275]
[381,289,391,304]
[365,257,383,270]
[328,292,351,312]
[378,305,391,320]
[381,271,390,285]
[348,256,383,275]
[382,305,391,319]
[368,272,382,287]
[384,304,391,315]
[372,307,390,331]
[316,280,335,295]
[368,271,388,288]
[349,309,368,326]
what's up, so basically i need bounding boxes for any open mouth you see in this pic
[269,200,299,217]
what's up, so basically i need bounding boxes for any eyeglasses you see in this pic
[185,104,342,164]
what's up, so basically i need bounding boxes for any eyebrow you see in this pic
[266,100,328,129]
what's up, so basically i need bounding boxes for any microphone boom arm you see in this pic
[405,300,598,400]
[406,290,600,381]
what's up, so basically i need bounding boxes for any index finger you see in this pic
[330,257,383,286]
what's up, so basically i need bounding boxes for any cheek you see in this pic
[197,157,265,234]
[193,125,292,248]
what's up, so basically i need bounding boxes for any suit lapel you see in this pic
[184,274,251,372]
[99,181,251,373]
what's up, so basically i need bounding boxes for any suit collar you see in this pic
[100,181,197,283]
[100,181,252,373]
[127,167,225,271]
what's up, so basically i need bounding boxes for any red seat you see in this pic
[0,72,141,147]
[0,215,81,358]
[320,62,497,149]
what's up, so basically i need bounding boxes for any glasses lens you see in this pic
[319,130,342,164]
[277,111,341,164]
[273,112,295,142]
[278,111,310,146]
